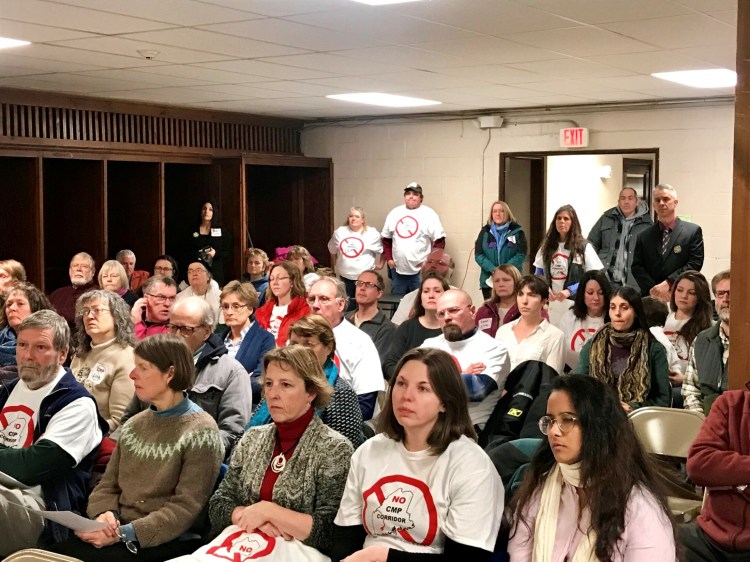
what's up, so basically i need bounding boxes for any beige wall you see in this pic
[302,103,733,305]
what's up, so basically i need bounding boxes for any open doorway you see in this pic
[499,148,658,271]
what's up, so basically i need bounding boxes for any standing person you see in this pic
[381,182,446,295]
[558,270,611,372]
[508,375,677,562]
[474,200,527,300]
[475,264,522,338]
[71,290,136,433]
[534,205,603,303]
[241,248,270,307]
[175,258,221,325]
[192,200,228,286]
[97,259,138,308]
[48,334,223,561]
[329,206,384,307]
[683,270,730,414]
[496,275,565,374]
[209,345,354,558]
[572,286,671,411]
[588,187,653,289]
[346,270,395,367]
[255,261,310,347]
[115,249,149,293]
[383,272,449,381]
[631,183,704,301]
[663,271,713,392]
[332,348,503,562]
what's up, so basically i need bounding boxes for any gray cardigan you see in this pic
[209,415,353,554]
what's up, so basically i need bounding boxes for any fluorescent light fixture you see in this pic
[349,0,425,5]
[652,69,736,89]
[0,37,30,49]
[327,92,441,108]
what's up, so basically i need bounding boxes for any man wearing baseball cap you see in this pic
[381,182,446,295]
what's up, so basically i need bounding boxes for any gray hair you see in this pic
[311,276,348,301]
[98,260,129,290]
[172,296,215,327]
[142,274,177,295]
[17,309,70,351]
[654,183,678,200]
[116,249,136,262]
[74,290,136,356]
[71,252,96,272]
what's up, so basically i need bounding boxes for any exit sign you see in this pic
[560,127,589,148]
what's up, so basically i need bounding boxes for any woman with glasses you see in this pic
[383,272,449,381]
[332,347,503,561]
[175,258,221,325]
[509,375,676,562]
[0,282,54,381]
[572,286,671,411]
[328,206,384,306]
[49,334,223,561]
[72,290,136,432]
[247,314,364,448]
[97,260,139,308]
[256,261,311,347]
[152,254,179,280]
[216,280,275,403]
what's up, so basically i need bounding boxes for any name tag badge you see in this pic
[478,318,492,331]
[87,363,107,385]
[507,235,516,244]
[673,245,682,254]
[211,228,222,237]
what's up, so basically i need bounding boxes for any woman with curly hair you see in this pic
[509,374,677,562]
[572,286,671,411]
[72,289,137,432]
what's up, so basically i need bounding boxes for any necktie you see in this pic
[661,227,671,255]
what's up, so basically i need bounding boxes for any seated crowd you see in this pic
[0,181,742,562]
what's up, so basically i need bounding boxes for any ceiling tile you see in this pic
[505,26,657,57]
[584,51,717,74]
[196,59,338,80]
[194,0,345,18]
[258,52,408,77]
[0,52,102,74]
[671,45,737,69]
[601,14,735,50]
[298,75,407,93]
[5,43,167,69]
[334,46,475,71]
[513,0,690,24]
[119,28,308,59]
[507,58,636,79]
[74,68,216,87]
[672,0,736,11]
[438,64,546,84]
[0,0,174,34]
[416,36,568,64]
[363,70,490,89]
[133,64,270,84]
[0,19,96,42]
[707,10,737,25]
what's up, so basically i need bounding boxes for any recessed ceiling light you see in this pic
[652,69,736,89]
[327,92,441,108]
[0,37,31,49]
[349,0,426,6]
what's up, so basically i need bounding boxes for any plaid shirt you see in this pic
[683,324,729,413]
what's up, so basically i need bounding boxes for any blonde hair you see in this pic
[262,345,333,409]
[343,206,367,230]
[287,246,315,274]
[0,259,26,282]
[486,201,516,225]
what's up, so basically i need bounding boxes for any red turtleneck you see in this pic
[259,407,314,501]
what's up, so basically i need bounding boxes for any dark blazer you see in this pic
[630,217,704,294]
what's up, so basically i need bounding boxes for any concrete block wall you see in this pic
[302,103,734,305]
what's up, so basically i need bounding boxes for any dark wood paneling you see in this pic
[0,156,43,287]
[213,158,245,282]
[107,161,162,269]
[43,158,105,291]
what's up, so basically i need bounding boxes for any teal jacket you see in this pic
[474,222,527,289]
[572,334,671,409]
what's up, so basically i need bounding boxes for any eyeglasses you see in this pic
[538,414,578,435]
[168,323,202,336]
[81,307,110,318]
[355,281,382,290]
[154,266,173,273]
[147,293,176,304]
[269,276,290,282]
[715,290,730,299]
[436,305,469,319]
[306,295,339,305]
[221,303,248,312]
[187,268,208,275]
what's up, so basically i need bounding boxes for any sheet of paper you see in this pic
[39,510,108,532]
[0,469,29,489]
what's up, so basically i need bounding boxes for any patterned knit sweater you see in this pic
[87,408,223,548]
[209,415,353,554]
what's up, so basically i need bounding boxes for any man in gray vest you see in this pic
[683,270,730,414]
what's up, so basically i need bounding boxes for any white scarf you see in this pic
[532,462,598,562]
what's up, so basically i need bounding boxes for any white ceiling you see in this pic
[0,0,738,120]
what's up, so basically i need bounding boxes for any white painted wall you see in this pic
[302,103,734,305]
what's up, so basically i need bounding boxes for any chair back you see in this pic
[628,407,704,458]
[3,550,80,562]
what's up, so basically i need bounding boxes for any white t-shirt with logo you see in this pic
[332,320,385,397]
[533,243,603,294]
[268,305,289,340]
[328,226,384,280]
[335,434,503,554]
[558,309,606,370]
[0,367,102,464]
[663,312,690,375]
[381,204,446,275]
